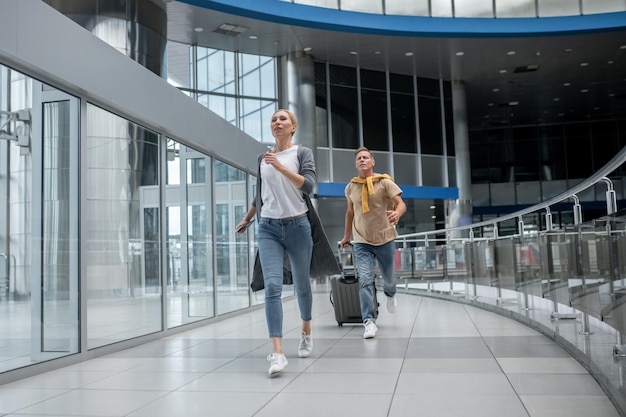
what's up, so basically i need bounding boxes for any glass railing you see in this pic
[393,146,626,415]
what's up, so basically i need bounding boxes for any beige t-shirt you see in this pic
[345,176,402,246]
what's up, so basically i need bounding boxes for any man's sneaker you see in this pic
[363,320,378,339]
[267,353,288,375]
[386,295,397,313]
[298,332,312,358]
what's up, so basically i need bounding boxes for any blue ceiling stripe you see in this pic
[318,182,459,200]
[178,0,626,37]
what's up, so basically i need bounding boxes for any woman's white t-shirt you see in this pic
[260,145,308,219]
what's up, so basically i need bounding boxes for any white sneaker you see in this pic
[298,332,312,358]
[267,353,288,375]
[386,295,397,313]
[363,320,378,339]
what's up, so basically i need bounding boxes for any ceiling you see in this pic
[165,1,626,131]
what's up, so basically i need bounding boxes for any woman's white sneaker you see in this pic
[267,353,288,375]
[298,332,313,358]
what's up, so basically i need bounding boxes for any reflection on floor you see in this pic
[0,286,620,417]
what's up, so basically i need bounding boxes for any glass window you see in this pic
[418,95,443,155]
[330,85,359,149]
[391,92,417,153]
[496,0,536,17]
[591,121,619,172]
[564,123,593,179]
[85,104,162,349]
[385,0,430,16]
[431,0,453,17]
[240,98,276,143]
[513,127,540,181]
[166,41,192,89]
[538,0,580,16]
[341,0,383,13]
[214,160,250,315]
[197,48,235,94]
[582,0,625,14]
[295,0,339,8]
[539,125,566,180]
[454,0,494,17]
[329,64,357,87]
[362,88,389,151]
[315,64,329,147]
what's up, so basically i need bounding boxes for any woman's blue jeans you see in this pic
[258,214,313,338]
[353,240,397,322]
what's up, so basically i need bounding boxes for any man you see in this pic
[339,147,406,339]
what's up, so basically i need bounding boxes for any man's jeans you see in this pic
[353,240,397,322]
[258,215,313,338]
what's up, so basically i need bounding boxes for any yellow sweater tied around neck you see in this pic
[350,174,392,213]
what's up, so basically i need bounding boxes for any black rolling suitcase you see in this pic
[330,244,378,326]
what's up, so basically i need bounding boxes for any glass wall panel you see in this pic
[539,125,566,180]
[422,155,445,186]
[513,127,540,181]
[333,149,361,182]
[85,104,161,349]
[443,82,455,156]
[215,160,250,315]
[166,140,216,328]
[564,123,593,179]
[454,0,494,17]
[330,85,359,149]
[1,66,80,372]
[591,121,619,172]
[197,48,235,94]
[294,0,338,8]
[385,0,430,16]
[431,0,453,17]
[490,182,516,206]
[496,0,536,17]
[538,0,580,16]
[240,99,276,144]
[394,153,419,185]
[315,63,329,147]
[200,94,237,125]
[391,73,417,154]
[166,41,192,89]
[418,96,443,155]
[341,0,383,13]
[362,89,389,151]
[582,0,625,14]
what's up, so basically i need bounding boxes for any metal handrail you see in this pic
[398,145,626,241]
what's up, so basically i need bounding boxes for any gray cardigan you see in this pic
[251,146,340,288]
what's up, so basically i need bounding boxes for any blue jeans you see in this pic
[258,214,313,338]
[353,240,397,322]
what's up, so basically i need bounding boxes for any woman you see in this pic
[237,109,315,376]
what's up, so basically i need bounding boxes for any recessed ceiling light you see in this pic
[580,89,589,93]
[563,48,573,53]
[609,93,616,97]
[488,102,494,106]
[405,52,414,56]
[349,51,358,55]
[374,51,381,55]
[608,60,614,64]
[580,62,589,67]
[493,88,500,92]
[456,51,464,56]
[509,101,519,106]
[553,97,560,101]
[563,82,571,87]
[620,45,626,49]
[194,27,203,32]
[248,35,258,40]
[303,47,312,52]
[559,113,564,116]
[536,52,541,56]
[431,215,436,219]
[430,205,436,209]
[499,69,507,74]
[507,51,516,55]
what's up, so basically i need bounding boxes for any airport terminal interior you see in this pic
[1,0,626,416]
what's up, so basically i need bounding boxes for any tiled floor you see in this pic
[0,289,621,417]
